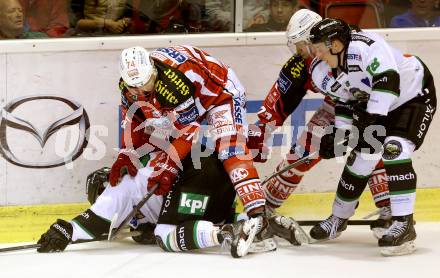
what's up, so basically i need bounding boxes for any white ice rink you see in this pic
[1,223,439,278]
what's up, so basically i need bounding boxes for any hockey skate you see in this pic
[219,216,268,258]
[309,214,348,241]
[378,214,416,256]
[268,215,310,245]
[367,206,392,239]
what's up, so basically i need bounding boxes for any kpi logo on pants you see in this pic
[178,192,210,216]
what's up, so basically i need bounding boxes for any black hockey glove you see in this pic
[37,219,73,253]
[130,223,156,245]
[352,104,385,154]
[319,126,350,159]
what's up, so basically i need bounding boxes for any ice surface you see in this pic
[0,223,439,278]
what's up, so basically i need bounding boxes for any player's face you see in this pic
[295,41,315,59]
[127,70,158,98]
[312,42,338,68]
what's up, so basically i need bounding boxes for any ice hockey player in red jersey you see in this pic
[37,45,298,258]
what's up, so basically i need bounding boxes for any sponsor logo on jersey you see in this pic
[230,168,249,183]
[285,56,306,79]
[348,65,362,72]
[347,54,362,61]
[156,48,188,64]
[330,81,341,92]
[219,146,245,160]
[277,71,292,94]
[322,75,331,90]
[154,63,195,108]
[387,172,415,182]
[177,105,199,125]
[178,192,210,216]
[233,96,244,124]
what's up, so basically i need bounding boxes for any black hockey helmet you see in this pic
[309,18,351,48]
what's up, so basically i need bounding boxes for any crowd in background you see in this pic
[0,0,439,40]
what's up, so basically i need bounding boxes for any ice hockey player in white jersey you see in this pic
[247,9,393,238]
[308,18,436,256]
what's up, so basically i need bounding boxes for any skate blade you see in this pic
[371,228,387,240]
[248,237,277,253]
[309,232,342,244]
[380,240,416,256]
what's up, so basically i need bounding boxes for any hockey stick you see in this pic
[261,151,318,186]
[108,183,159,241]
[0,230,141,253]
[297,219,375,226]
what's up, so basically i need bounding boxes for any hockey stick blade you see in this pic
[0,230,142,253]
[108,183,159,241]
[262,151,317,186]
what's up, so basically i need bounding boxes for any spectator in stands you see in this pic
[245,0,297,32]
[390,0,440,27]
[205,0,270,32]
[0,0,47,39]
[71,0,131,36]
[128,0,202,34]
[19,0,70,37]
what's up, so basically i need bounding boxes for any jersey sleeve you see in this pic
[363,40,400,116]
[257,55,309,126]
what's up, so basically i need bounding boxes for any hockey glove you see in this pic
[130,222,156,245]
[37,219,73,253]
[352,105,384,153]
[109,149,140,186]
[147,151,179,195]
[319,126,349,159]
[247,123,270,163]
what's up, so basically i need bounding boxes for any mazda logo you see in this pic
[0,95,90,168]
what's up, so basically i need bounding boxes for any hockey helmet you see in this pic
[119,46,156,88]
[309,18,351,49]
[286,9,322,53]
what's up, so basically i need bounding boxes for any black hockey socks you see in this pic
[71,209,111,239]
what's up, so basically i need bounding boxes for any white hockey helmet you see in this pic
[119,46,155,88]
[286,9,322,53]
